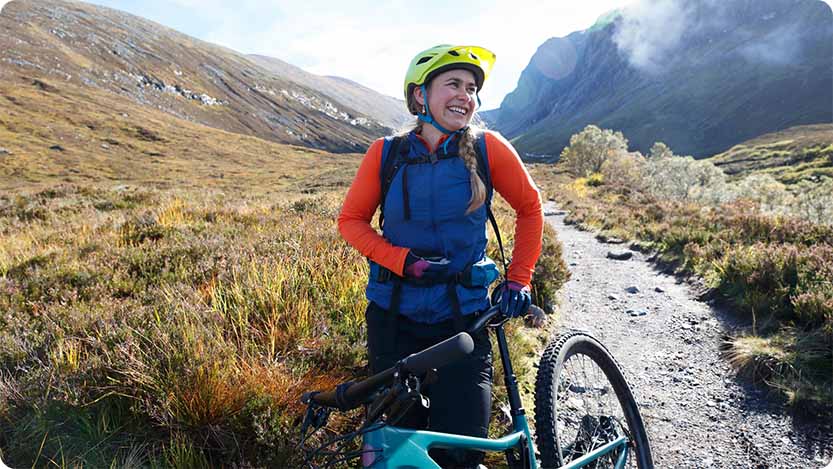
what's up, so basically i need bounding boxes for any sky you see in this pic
[22,0,643,110]
[2,0,832,110]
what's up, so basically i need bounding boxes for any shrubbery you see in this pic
[546,125,833,413]
[559,125,833,225]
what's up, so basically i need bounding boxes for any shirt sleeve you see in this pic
[484,131,544,287]
[337,138,410,275]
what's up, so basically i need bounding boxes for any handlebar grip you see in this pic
[401,332,474,375]
[304,331,478,410]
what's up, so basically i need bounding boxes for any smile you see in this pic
[448,106,467,115]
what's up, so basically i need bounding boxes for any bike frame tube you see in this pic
[361,426,629,469]
[560,436,629,469]
[361,426,528,468]
[356,316,629,469]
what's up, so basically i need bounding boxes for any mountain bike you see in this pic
[298,304,654,468]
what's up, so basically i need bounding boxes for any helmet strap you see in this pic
[416,85,471,153]
[417,84,456,135]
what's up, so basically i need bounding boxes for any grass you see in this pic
[709,124,833,184]
[0,173,568,466]
[530,164,833,416]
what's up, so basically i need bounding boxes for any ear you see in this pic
[413,86,426,106]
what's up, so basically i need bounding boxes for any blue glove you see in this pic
[496,281,532,318]
[404,251,450,282]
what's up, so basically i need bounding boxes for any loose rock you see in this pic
[607,250,633,260]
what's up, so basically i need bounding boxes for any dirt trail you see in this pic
[544,204,832,468]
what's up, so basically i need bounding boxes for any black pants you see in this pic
[365,301,493,468]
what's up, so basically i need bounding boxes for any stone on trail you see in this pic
[625,286,640,294]
[627,309,648,317]
[525,304,547,328]
[597,233,626,244]
[607,250,633,260]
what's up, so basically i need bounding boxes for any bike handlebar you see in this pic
[302,305,504,410]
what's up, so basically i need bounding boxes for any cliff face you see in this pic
[493,0,833,158]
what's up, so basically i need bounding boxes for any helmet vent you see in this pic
[469,53,479,60]
[416,56,432,65]
[448,50,460,56]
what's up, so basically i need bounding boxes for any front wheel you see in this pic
[534,332,653,468]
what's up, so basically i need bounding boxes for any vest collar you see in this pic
[409,130,460,155]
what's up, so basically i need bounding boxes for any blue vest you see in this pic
[366,131,491,324]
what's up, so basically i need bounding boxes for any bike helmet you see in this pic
[403,44,496,114]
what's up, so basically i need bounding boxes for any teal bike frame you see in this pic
[358,324,631,469]
[300,306,635,469]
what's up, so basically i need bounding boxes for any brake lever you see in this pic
[300,400,331,439]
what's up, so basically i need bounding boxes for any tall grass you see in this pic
[0,182,568,466]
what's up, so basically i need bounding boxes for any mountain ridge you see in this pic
[0,0,397,153]
[492,0,833,159]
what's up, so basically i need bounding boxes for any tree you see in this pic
[648,142,674,159]
[559,125,629,177]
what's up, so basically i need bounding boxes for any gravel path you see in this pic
[545,204,832,469]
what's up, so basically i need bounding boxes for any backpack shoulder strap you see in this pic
[473,131,509,276]
[379,135,407,229]
[473,132,493,205]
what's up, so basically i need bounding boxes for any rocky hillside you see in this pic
[493,0,832,159]
[707,123,833,183]
[247,54,409,131]
[0,0,388,153]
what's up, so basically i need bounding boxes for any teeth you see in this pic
[448,106,466,115]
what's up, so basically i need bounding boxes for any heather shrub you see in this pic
[599,150,646,189]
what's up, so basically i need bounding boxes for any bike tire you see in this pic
[534,332,653,468]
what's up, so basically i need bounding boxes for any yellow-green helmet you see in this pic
[403,45,496,110]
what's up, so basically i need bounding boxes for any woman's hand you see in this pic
[495,281,532,318]
[404,252,450,282]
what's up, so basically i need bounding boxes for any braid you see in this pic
[458,126,486,214]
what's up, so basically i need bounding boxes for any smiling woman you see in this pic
[336,44,545,469]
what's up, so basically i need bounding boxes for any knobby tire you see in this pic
[534,332,654,468]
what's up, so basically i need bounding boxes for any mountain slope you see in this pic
[0,0,386,152]
[247,54,410,130]
[493,0,833,158]
[0,71,360,193]
[707,123,833,183]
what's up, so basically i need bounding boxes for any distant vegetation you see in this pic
[533,124,833,414]
[710,124,833,184]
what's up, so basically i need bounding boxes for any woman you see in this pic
[338,44,543,469]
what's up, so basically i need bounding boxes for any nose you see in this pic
[456,88,473,103]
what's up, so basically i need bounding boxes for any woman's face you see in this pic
[415,68,478,131]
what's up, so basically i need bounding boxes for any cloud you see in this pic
[612,0,691,73]
[613,0,828,73]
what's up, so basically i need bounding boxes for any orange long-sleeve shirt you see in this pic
[338,130,543,286]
